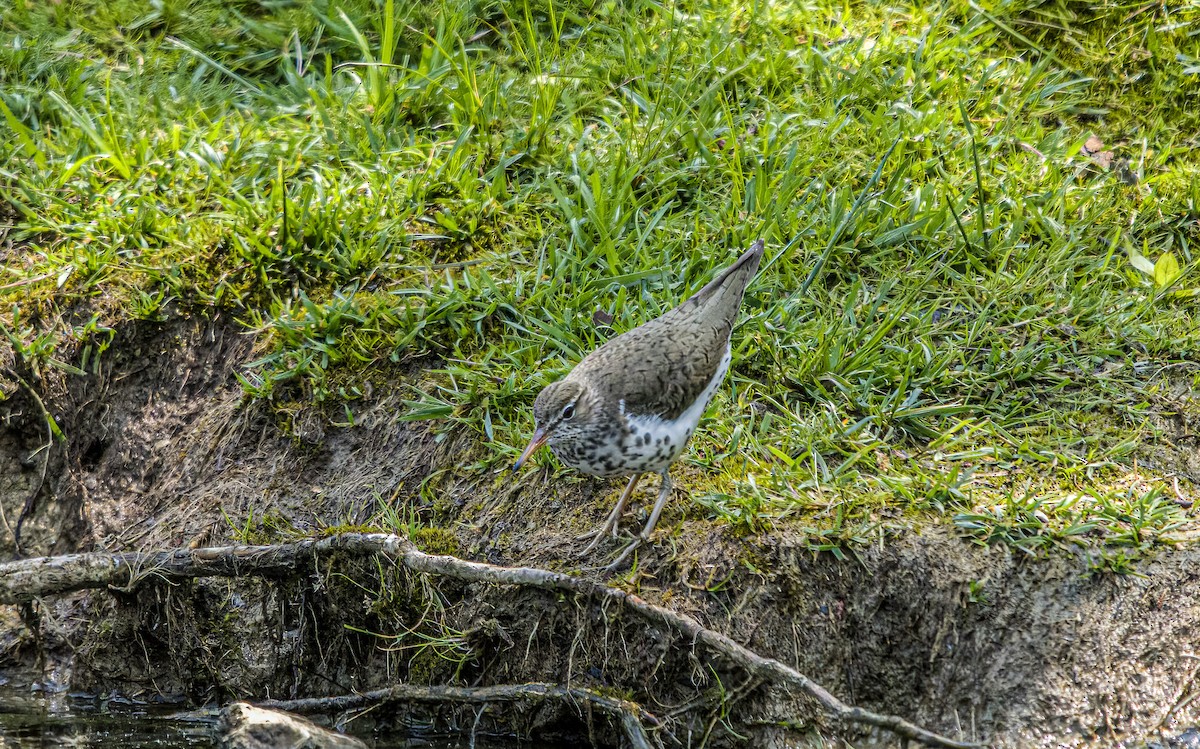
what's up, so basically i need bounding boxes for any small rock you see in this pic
[216,702,367,749]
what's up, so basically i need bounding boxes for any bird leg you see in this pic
[603,470,673,572]
[638,470,673,540]
[575,473,642,556]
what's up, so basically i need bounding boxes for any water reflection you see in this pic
[0,691,213,748]
[0,689,561,748]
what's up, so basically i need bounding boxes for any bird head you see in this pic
[513,379,595,470]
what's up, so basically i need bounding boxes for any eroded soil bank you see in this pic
[2,319,1199,748]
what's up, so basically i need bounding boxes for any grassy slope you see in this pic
[0,0,1198,568]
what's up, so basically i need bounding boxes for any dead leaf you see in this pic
[1082,135,1113,169]
[592,309,614,327]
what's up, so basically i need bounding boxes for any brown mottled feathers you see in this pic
[564,240,764,421]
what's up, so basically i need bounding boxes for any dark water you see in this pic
[0,689,551,748]
[0,691,214,748]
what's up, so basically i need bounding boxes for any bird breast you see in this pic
[551,344,731,478]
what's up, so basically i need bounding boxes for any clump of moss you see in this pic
[412,527,460,556]
[319,523,387,537]
[228,511,303,545]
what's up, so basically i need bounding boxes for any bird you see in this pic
[513,239,765,568]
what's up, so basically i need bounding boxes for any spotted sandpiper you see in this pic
[513,239,764,568]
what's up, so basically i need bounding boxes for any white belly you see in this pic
[619,344,731,474]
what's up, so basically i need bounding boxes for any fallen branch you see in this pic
[0,533,978,748]
[258,682,656,749]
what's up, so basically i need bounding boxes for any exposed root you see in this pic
[0,532,980,748]
[0,365,58,555]
[257,682,657,749]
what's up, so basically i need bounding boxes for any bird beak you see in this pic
[512,426,549,471]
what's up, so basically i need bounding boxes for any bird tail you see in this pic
[685,238,765,310]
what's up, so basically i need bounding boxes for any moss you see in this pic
[319,523,387,537]
[231,511,304,545]
[411,527,461,556]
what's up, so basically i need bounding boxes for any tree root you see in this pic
[0,532,980,748]
[258,682,657,749]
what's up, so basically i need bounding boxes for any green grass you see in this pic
[2,0,1198,566]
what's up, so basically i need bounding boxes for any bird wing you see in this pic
[570,241,763,420]
[581,315,732,421]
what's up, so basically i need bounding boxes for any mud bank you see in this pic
[1,318,1199,748]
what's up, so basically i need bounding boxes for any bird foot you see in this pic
[599,536,646,573]
[574,504,630,556]
[574,533,604,559]
[575,526,618,558]
[575,520,627,542]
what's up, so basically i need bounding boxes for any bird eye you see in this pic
[562,404,575,420]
